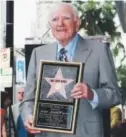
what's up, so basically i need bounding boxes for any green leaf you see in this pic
[113,46,119,57]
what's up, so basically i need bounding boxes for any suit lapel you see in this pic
[43,35,92,63]
[43,43,57,60]
[73,35,92,63]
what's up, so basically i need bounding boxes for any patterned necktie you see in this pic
[58,48,68,62]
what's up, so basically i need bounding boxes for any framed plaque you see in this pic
[32,60,84,134]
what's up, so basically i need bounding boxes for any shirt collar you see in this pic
[57,34,78,54]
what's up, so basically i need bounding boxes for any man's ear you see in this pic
[76,18,81,31]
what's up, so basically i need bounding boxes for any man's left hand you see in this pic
[71,83,94,101]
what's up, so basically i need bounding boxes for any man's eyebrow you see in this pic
[52,14,72,18]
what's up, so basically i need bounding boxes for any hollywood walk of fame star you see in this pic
[44,68,74,99]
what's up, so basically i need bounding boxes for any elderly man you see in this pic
[20,2,120,137]
[12,86,28,137]
[12,86,25,124]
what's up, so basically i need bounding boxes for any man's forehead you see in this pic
[52,12,73,18]
[18,91,24,94]
[51,11,74,20]
[18,88,24,93]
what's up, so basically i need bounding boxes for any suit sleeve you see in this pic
[19,49,37,122]
[95,44,121,108]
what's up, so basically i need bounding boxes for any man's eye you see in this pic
[50,16,71,22]
[51,18,58,22]
[64,16,71,20]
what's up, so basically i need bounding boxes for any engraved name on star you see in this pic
[44,68,74,99]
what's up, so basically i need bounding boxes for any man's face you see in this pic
[49,5,80,45]
[17,88,24,102]
[4,97,11,107]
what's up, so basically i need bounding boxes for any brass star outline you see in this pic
[44,68,74,99]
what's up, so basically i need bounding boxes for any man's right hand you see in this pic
[24,115,41,134]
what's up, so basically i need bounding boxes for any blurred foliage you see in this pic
[63,0,126,104]
[74,1,121,40]
[117,65,126,105]
[117,65,126,88]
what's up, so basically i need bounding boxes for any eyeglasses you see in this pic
[18,92,24,94]
[50,15,73,24]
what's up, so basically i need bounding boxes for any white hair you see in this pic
[16,85,25,93]
[48,2,80,22]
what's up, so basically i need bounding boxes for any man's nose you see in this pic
[21,92,24,95]
[57,18,64,26]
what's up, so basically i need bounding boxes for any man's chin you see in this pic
[56,37,69,42]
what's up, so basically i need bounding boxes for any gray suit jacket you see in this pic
[20,35,120,137]
[11,102,20,125]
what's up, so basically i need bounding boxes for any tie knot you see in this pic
[58,48,68,61]
[59,48,67,54]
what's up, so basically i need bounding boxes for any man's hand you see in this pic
[71,83,94,100]
[24,115,41,134]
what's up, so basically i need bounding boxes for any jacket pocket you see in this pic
[84,122,102,134]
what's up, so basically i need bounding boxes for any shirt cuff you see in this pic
[89,89,99,109]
